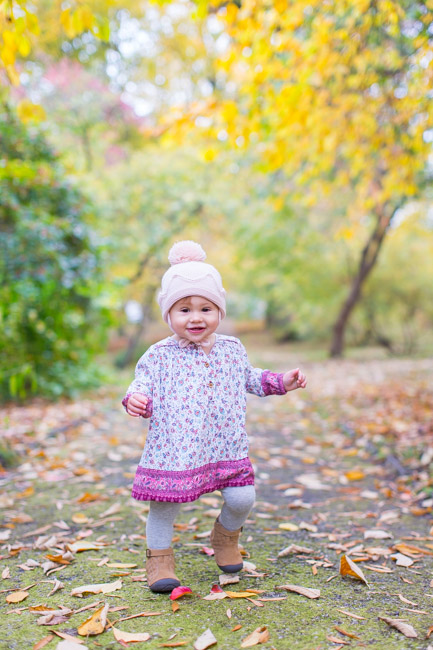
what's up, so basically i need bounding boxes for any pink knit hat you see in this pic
[157,241,226,324]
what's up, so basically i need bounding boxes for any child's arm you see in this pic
[122,348,154,418]
[240,343,306,396]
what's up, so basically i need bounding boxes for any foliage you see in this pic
[0,108,110,400]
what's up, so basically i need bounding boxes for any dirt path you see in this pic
[1,352,433,650]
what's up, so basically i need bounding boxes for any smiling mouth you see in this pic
[188,327,205,333]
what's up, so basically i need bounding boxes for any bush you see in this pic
[0,109,110,400]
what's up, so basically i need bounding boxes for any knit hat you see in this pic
[157,241,226,324]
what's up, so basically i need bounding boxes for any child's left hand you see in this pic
[283,368,307,392]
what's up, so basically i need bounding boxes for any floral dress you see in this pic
[123,334,286,502]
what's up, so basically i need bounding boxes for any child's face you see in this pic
[169,296,219,343]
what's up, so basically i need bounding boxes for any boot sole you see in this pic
[149,578,181,593]
[217,562,243,573]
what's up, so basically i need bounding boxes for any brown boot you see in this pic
[210,518,243,573]
[146,548,180,593]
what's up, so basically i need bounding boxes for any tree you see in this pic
[195,0,433,355]
[0,107,110,399]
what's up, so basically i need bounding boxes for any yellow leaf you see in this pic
[67,541,103,553]
[77,603,109,636]
[71,513,89,524]
[225,591,257,598]
[278,523,299,531]
[6,590,29,603]
[339,555,369,586]
[16,101,46,125]
[345,470,365,481]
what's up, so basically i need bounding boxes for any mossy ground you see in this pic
[1,347,433,650]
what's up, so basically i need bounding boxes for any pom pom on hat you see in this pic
[168,241,206,266]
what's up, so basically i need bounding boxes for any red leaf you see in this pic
[169,586,193,601]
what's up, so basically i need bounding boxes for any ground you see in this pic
[1,336,433,650]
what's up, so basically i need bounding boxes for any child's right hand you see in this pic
[126,393,149,417]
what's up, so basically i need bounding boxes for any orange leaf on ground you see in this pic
[231,625,242,631]
[336,609,366,620]
[169,586,193,601]
[172,602,180,613]
[334,626,360,639]
[77,603,109,636]
[339,555,369,586]
[378,617,417,638]
[33,635,54,650]
[159,643,187,647]
[6,590,29,603]
[112,627,150,643]
[193,628,217,650]
[327,635,350,645]
[276,584,320,599]
[240,626,270,647]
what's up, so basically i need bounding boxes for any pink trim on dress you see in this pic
[261,370,287,396]
[131,458,255,503]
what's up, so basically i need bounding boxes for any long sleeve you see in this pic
[241,344,287,397]
[122,347,155,417]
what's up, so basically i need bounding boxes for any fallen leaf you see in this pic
[378,616,417,638]
[106,563,137,569]
[276,584,320,599]
[219,574,239,586]
[67,542,103,553]
[278,544,314,557]
[33,635,54,650]
[231,625,242,631]
[278,523,299,531]
[336,609,366,620]
[193,628,217,650]
[169,586,193,601]
[226,609,231,619]
[2,567,10,579]
[396,593,418,606]
[334,626,360,639]
[240,626,269,647]
[339,555,369,586]
[327,635,350,645]
[50,630,84,644]
[225,591,259,599]
[56,642,88,650]
[199,547,214,556]
[77,603,109,636]
[48,579,64,596]
[71,579,122,597]
[71,514,89,524]
[112,627,151,643]
[6,590,29,603]
[158,643,187,648]
[345,470,365,481]
[172,602,180,612]
[391,553,414,567]
[364,530,392,540]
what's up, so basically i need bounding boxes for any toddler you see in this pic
[123,241,307,593]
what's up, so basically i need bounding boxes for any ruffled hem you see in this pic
[131,458,254,503]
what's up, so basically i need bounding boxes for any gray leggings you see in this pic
[146,485,256,550]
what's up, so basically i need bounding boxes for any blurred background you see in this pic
[1,0,433,402]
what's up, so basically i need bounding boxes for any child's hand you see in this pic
[283,368,307,392]
[126,393,149,417]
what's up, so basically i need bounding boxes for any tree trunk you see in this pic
[330,205,394,358]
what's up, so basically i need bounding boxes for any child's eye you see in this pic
[180,308,189,312]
